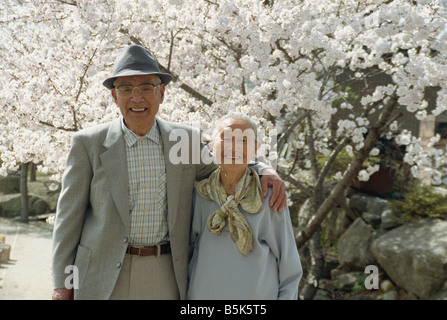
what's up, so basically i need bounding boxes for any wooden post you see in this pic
[0,244,11,264]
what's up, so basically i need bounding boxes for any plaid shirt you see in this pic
[121,118,169,246]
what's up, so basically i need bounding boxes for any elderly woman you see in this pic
[186,113,302,300]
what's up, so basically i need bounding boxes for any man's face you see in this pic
[111,74,165,136]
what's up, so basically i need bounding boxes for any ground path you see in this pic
[0,217,53,300]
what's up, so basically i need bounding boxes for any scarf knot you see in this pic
[222,195,238,211]
[196,167,263,256]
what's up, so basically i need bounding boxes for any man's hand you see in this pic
[260,168,287,212]
[52,288,74,300]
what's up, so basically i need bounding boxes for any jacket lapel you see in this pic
[157,118,183,230]
[100,119,130,230]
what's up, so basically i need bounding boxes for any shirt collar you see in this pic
[121,117,161,147]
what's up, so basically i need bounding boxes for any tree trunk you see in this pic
[300,227,324,300]
[20,162,29,223]
[298,114,326,300]
[29,162,36,182]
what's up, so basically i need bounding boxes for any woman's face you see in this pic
[212,118,258,171]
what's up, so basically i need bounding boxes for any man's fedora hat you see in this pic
[103,45,173,89]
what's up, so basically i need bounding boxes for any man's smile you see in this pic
[130,108,147,112]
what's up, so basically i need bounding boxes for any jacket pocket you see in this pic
[73,244,92,290]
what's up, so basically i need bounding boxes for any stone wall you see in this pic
[298,188,447,300]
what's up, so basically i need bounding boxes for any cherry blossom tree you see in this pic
[1,0,447,298]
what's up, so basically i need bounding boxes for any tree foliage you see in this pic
[1,0,447,299]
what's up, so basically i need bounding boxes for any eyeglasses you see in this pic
[115,82,162,98]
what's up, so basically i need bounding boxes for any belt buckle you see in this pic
[156,244,161,258]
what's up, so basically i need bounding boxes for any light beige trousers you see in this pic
[109,253,180,300]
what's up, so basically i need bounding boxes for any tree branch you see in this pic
[314,136,351,191]
[38,120,77,132]
[120,29,215,107]
[54,0,78,6]
[306,114,320,180]
[278,167,313,197]
[295,93,398,248]
[277,110,312,152]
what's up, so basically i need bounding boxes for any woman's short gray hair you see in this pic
[212,112,258,143]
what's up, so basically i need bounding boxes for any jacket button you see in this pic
[116,262,122,268]
[123,236,129,243]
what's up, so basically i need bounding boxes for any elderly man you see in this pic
[51,45,286,300]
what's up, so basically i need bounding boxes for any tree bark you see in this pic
[29,162,36,182]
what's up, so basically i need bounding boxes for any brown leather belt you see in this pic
[126,243,171,257]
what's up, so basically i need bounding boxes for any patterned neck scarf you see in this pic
[196,167,263,256]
